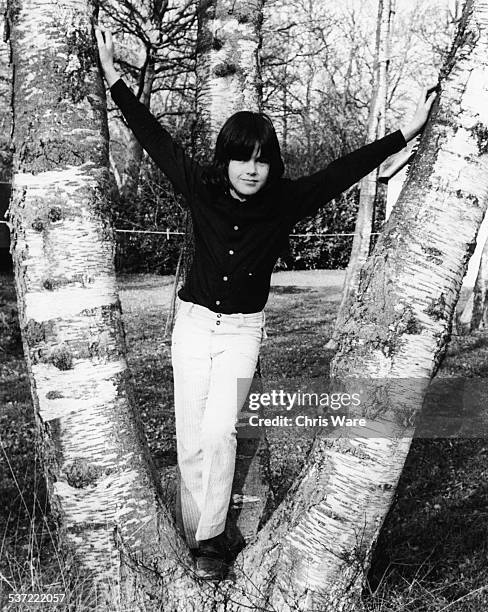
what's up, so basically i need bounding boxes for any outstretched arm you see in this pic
[287,87,437,225]
[95,27,202,203]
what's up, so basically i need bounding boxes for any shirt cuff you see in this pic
[109,78,125,96]
[394,129,408,149]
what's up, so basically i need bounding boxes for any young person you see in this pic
[95,27,436,581]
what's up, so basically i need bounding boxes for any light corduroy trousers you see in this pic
[171,297,265,548]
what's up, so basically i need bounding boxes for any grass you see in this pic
[1,271,488,611]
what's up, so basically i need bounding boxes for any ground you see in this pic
[1,270,488,611]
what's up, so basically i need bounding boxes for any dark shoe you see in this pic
[195,555,227,581]
[195,533,230,581]
[196,533,232,562]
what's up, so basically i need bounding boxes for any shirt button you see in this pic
[223,276,228,281]
[216,321,221,325]
[216,300,221,306]
[248,272,253,276]
[217,313,222,318]
[229,250,234,255]
[234,225,239,230]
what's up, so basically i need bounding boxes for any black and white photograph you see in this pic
[1,0,488,610]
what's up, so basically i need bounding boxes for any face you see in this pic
[228,142,270,201]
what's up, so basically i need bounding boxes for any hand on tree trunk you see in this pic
[400,85,438,142]
[95,27,120,88]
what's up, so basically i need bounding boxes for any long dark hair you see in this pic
[202,111,284,193]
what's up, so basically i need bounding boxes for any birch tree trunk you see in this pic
[226,0,488,609]
[328,0,394,349]
[5,0,191,607]
[195,0,263,148]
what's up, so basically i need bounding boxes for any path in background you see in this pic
[117,269,346,313]
[117,268,467,318]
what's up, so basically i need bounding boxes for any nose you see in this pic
[245,159,257,174]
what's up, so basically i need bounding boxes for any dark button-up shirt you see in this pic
[110,78,407,314]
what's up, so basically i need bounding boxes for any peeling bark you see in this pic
[6,0,190,606]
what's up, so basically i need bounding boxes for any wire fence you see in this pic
[0,221,378,273]
[0,220,380,239]
[0,220,379,273]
